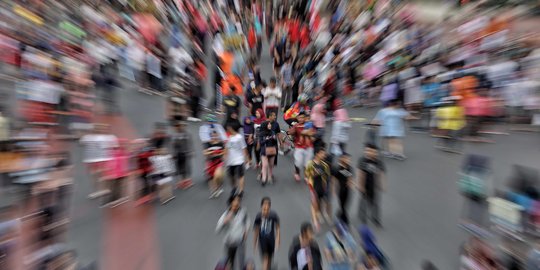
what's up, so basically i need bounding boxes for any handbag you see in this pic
[265,146,277,156]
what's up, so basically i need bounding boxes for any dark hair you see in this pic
[261,197,271,206]
[421,261,438,270]
[340,152,350,157]
[228,189,243,205]
[270,77,276,84]
[300,222,313,236]
[365,143,378,150]
[297,111,306,117]
[227,121,241,132]
[315,147,326,155]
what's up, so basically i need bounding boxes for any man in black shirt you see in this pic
[357,144,386,227]
[246,83,264,116]
[253,197,280,270]
[288,222,322,270]
[332,153,353,225]
[223,87,241,121]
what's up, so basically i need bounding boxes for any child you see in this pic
[205,132,225,199]
[243,116,255,168]
[149,147,176,204]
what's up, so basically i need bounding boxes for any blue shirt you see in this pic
[421,82,442,107]
[375,108,409,137]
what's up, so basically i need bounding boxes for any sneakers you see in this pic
[294,174,301,182]
[177,179,194,190]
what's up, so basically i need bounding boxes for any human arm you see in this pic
[216,210,233,233]
[357,168,365,194]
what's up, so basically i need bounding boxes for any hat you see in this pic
[205,114,217,122]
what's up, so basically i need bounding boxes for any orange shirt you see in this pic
[451,76,478,101]
[221,75,242,95]
[219,51,234,76]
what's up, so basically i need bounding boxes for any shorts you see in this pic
[206,160,224,180]
[294,147,313,169]
[259,238,275,257]
[228,164,245,178]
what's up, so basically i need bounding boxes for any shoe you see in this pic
[294,174,301,182]
[373,219,383,228]
[393,154,407,161]
[381,151,392,158]
[278,150,284,155]
[209,190,218,199]
[215,188,224,198]
[187,117,196,122]
[135,195,153,206]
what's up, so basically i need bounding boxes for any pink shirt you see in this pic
[464,96,493,116]
[104,148,130,180]
[311,103,326,128]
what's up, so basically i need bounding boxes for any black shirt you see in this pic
[247,92,264,116]
[358,157,385,199]
[254,211,280,241]
[223,95,241,117]
[205,141,224,162]
[332,164,353,194]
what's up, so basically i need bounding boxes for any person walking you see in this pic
[172,121,194,189]
[332,153,353,225]
[324,221,358,270]
[288,222,323,270]
[262,78,282,118]
[216,193,250,270]
[205,132,226,199]
[305,148,331,232]
[253,197,280,270]
[225,122,249,192]
[288,112,314,182]
[357,144,386,227]
[330,106,351,157]
[373,99,413,160]
[258,120,278,185]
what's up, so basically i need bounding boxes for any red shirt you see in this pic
[291,124,313,149]
[289,20,301,44]
[300,25,310,49]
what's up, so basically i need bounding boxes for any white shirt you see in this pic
[213,34,224,56]
[146,53,162,78]
[226,133,246,166]
[262,87,282,108]
[169,46,193,75]
[80,134,118,163]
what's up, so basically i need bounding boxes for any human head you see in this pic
[244,116,252,125]
[297,112,306,124]
[227,122,241,134]
[364,143,378,159]
[268,111,276,122]
[261,197,271,216]
[300,222,314,242]
[389,99,400,108]
[314,147,326,160]
[210,131,220,141]
[269,77,276,88]
[228,193,242,212]
[421,260,438,270]
[255,109,262,119]
[266,121,273,131]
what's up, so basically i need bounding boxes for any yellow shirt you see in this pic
[436,106,466,130]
